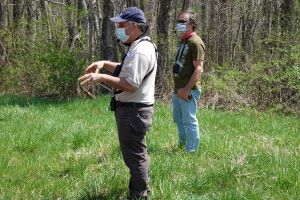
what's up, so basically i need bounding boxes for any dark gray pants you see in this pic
[115,105,154,198]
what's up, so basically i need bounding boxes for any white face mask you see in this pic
[176,23,187,33]
[115,28,129,43]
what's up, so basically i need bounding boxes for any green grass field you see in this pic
[0,95,299,200]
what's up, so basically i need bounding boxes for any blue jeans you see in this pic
[172,89,201,152]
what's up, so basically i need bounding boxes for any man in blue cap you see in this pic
[78,7,157,200]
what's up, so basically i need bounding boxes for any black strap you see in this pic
[115,101,153,108]
[140,39,157,81]
[175,42,187,62]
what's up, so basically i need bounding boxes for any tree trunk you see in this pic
[207,0,218,68]
[126,0,146,10]
[126,0,138,7]
[272,0,280,32]
[146,0,158,37]
[66,0,78,49]
[156,0,172,97]
[172,0,179,30]
[0,0,8,29]
[40,0,52,40]
[13,0,25,25]
[26,0,37,41]
[261,0,272,39]
[241,0,258,63]
[101,0,118,61]
[280,0,295,33]
[77,0,89,35]
[0,42,6,66]
[94,0,103,59]
[217,0,228,65]
[87,0,95,60]
[181,0,190,11]
[199,0,206,37]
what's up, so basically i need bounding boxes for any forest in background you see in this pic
[0,0,299,114]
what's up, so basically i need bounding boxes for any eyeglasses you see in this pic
[177,20,188,24]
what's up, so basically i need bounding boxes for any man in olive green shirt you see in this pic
[172,10,205,152]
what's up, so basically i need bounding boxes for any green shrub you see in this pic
[1,42,86,99]
[202,57,299,114]
[0,16,88,100]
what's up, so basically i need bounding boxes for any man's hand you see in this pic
[78,73,102,86]
[85,61,105,74]
[177,88,190,100]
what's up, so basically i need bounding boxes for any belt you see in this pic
[115,101,153,108]
[174,88,198,93]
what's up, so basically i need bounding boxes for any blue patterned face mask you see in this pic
[115,28,129,43]
[176,23,187,33]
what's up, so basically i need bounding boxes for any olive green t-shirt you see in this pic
[173,34,205,89]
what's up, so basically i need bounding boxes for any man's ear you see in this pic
[131,23,138,32]
[126,23,135,34]
[187,23,193,31]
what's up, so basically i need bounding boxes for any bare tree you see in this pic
[145,0,158,37]
[271,0,280,31]
[40,0,52,40]
[13,0,25,25]
[181,0,190,11]
[206,0,218,67]
[240,0,259,62]
[66,0,78,48]
[156,0,172,97]
[261,0,272,39]
[0,42,6,66]
[172,0,179,30]
[77,0,89,34]
[101,0,118,61]
[87,0,95,60]
[126,0,138,7]
[199,0,206,36]
[125,0,146,10]
[0,0,8,29]
[217,0,229,65]
[26,0,37,40]
[94,0,102,59]
[280,0,295,33]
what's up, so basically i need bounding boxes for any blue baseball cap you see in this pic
[110,7,146,24]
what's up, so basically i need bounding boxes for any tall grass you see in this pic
[0,95,299,199]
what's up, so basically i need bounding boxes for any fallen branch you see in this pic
[46,0,66,6]
[70,33,84,51]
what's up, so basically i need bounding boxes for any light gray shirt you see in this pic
[116,36,157,104]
